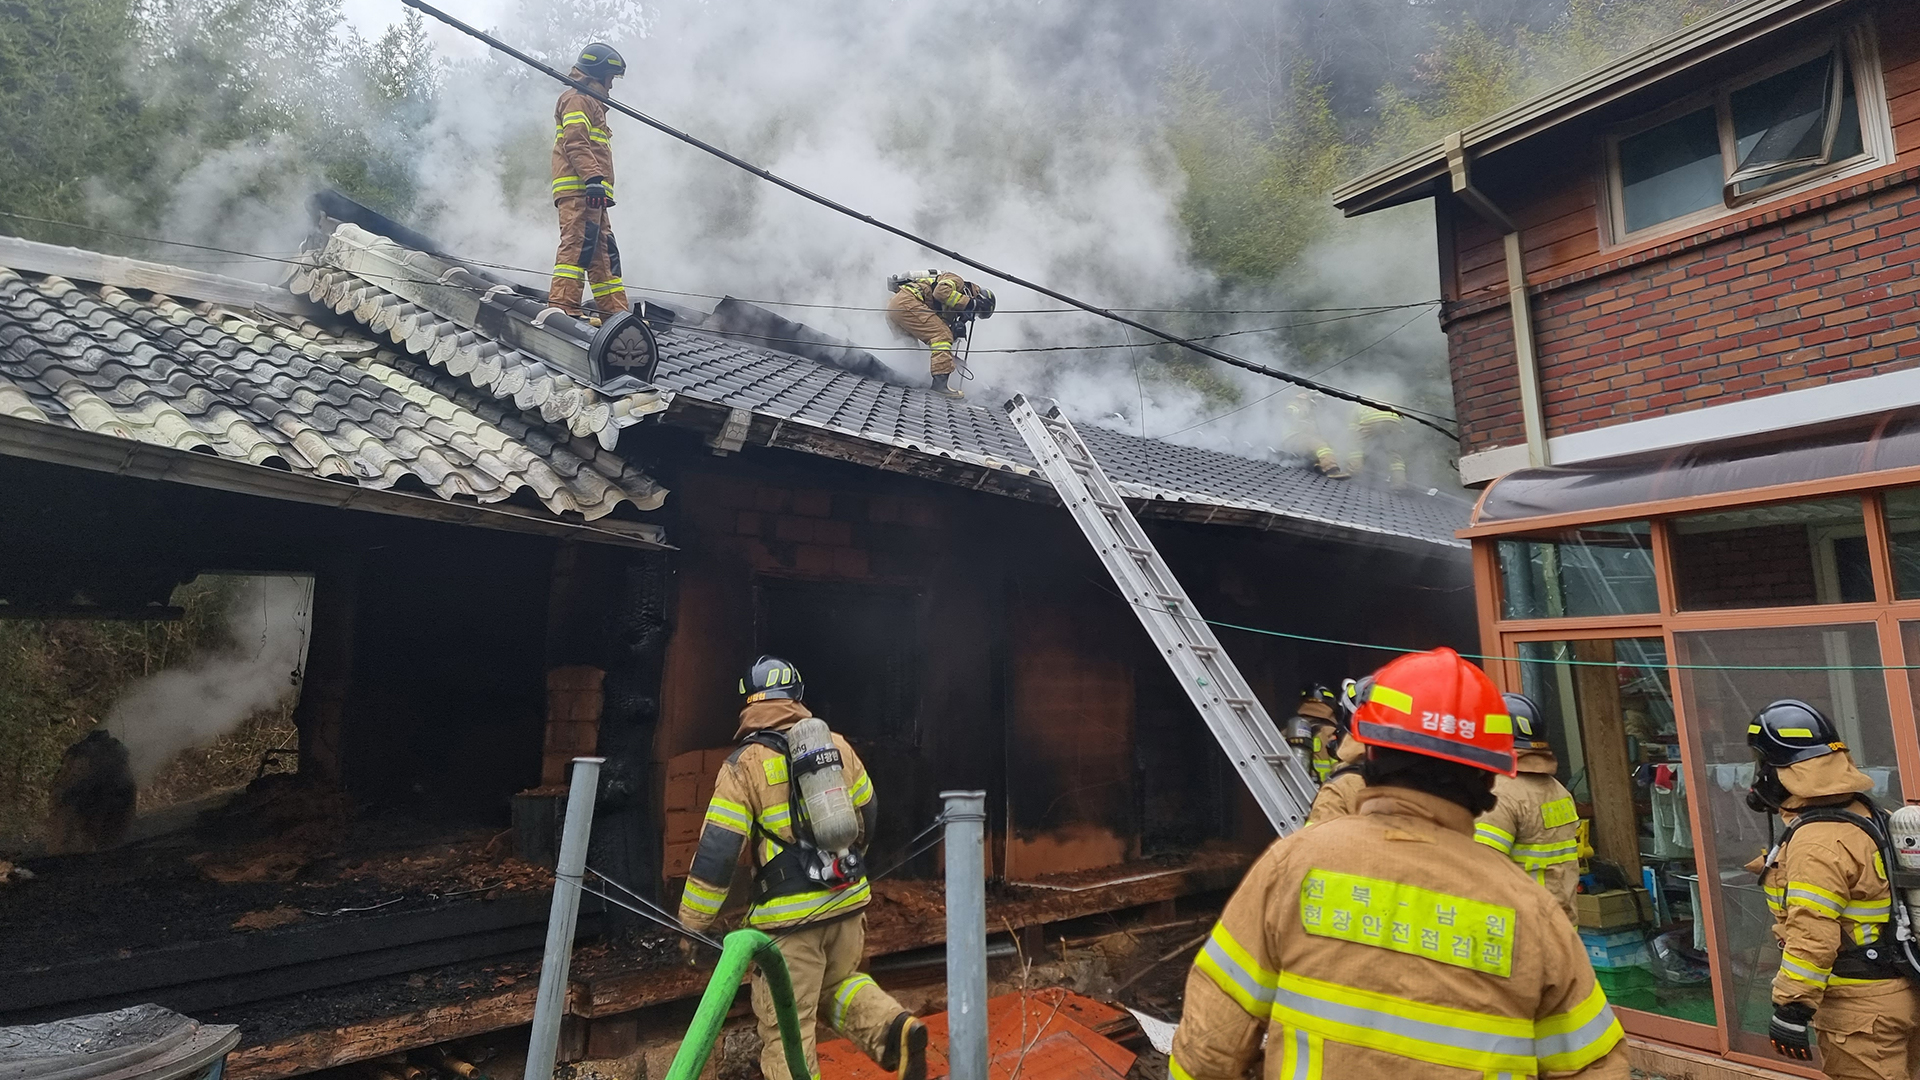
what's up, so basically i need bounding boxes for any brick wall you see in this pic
[1668,525,1819,610]
[1444,172,1920,457]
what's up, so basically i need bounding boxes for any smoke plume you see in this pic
[106,576,313,784]
[108,0,1462,487]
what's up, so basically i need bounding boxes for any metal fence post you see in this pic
[524,756,604,1080]
[942,790,988,1080]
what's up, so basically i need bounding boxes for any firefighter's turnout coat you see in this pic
[1753,751,1920,1080]
[1304,735,1366,826]
[1475,751,1581,923]
[677,699,878,932]
[1171,786,1627,1079]
[550,76,614,204]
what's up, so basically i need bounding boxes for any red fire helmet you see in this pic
[1350,647,1516,776]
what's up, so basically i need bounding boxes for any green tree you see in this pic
[0,0,160,243]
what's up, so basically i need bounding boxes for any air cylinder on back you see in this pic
[1888,804,1920,934]
[787,717,860,852]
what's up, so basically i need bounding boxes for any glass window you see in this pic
[1729,49,1864,197]
[1497,523,1659,619]
[1516,638,1712,1026]
[1619,107,1723,234]
[1674,624,1902,1058]
[1669,497,1871,610]
[1880,487,1920,599]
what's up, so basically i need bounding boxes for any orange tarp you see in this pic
[815,988,1136,1080]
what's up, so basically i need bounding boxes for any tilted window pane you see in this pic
[1669,497,1870,610]
[1497,522,1659,619]
[1620,107,1723,234]
[1674,623,1901,1057]
[1730,50,1861,196]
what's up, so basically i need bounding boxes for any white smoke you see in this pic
[114,0,1460,486]
[106,576,314,784]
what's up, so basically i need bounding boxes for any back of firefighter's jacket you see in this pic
[1763,808,1902,1010]
[676,730,876,933]
[1170,787,1626,1079]
[1476,771,1581,921]
[551,83,615,204]
[897,273,968,313]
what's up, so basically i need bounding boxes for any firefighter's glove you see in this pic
[585,177,612,210]
[1768,1002,1815,1060]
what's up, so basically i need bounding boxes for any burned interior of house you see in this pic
[0,201,1474,1079]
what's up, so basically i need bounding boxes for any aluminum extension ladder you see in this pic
[1003,394,1319,835]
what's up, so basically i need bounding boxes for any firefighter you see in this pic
[1349,405,1410,489]
[885,270,996,398]
[1170,648,1628,1079]
[677,657,928,1080]
[1282,685,1342,785]
[1474,693,1581,922]
[1746,699,1920,1077]
[1283,392,1349,479]
[1305,677,1368,825]
[548,43,632,319]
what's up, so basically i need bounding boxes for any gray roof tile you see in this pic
[0,267,666,521]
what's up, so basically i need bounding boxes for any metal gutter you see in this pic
[1443,135,1548,471]
[1331,0,1855,215]
[0,414,670,549]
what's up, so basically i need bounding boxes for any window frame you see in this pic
[1602,20,1893,245]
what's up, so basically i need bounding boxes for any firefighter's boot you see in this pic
[1313,449,1349,479]
[881,1012,928,1080]
[931,373,964,400]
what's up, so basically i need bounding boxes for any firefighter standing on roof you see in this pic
[548,43,632,319]
[1474,692,1582,922]
[1170,648,1628,1079]
[677,657,927,1080]
[885,270,995,399]
[1745,699,1920,1078]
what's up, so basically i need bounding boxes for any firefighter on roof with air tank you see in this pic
[548,43,631,319]
[1171,648,1628,1079]
[884,269,996,399]
[677,656,928,1080]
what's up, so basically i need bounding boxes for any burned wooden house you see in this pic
[0,203,1472,1077]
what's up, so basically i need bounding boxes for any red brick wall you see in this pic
[1445,172,1920,456]
[1668,525,1819,609]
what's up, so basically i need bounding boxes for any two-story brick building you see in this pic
[1335,0,1920,1075]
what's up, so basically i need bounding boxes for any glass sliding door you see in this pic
[1512,637,1714,1030]
[1673,623,1903,1060]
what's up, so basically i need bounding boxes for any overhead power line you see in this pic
[397,0,1456,440]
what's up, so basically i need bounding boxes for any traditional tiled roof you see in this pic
[0,266,665,523]
[299,224,1469,551]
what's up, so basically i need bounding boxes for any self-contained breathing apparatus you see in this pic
[1748,699,1920,983]
[887,270,995,340]
[741,715,868,907]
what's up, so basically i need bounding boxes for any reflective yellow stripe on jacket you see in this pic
[1512,839,1581,871]
[1269,971,1621,1075]
[746,878,872,928]
[1194,923,1278,1016]
[1473,823,1516,856]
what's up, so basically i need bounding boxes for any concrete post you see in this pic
[942,790,989,1080]
[525,757,604,1080]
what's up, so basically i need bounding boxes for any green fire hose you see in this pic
[663,930,812,1080]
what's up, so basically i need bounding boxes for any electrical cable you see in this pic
[395,0,1459,440]
[1150,307,1451,440]
[586,865,726,948]
[0,209,1435,322]
[1079,574,1920,672]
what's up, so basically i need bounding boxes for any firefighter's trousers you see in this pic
[886,291,955,376]
[1813,980,1920,1080]
[750,913,904,1080]
[549,197,630,316]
